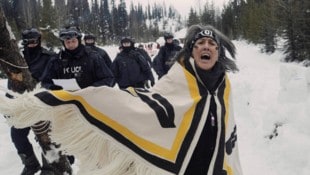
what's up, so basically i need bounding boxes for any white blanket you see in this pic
[0,63,242,175]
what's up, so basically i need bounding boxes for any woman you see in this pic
[175,24,242,175]
[0,24,242,175]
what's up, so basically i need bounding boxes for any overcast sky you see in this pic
[123,0,228,16]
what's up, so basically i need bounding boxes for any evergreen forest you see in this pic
[1,0,309,64]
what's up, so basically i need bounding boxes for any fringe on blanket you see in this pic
[0,91,171,175]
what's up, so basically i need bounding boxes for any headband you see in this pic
[189,29,219,50]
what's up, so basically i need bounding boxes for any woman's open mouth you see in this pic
[201,54,211,60]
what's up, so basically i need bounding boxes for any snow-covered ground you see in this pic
[0,40,309,174]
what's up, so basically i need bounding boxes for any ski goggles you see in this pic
[22,28,40,38]
[59,30,81,41]
[22,38,39,45]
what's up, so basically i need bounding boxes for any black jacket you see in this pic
[86,45,112,69]
[135,48,153,67]
[111,48,154,89]
[153,43,182,78]
[23,45,54,82]
[41,45,115,89]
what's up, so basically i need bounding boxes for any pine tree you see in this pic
[241,0,263,43]
[12,0,38,29]
[79,0,91,32]
[221,0,246,39]
[29,0,40,27]
[147,4,151,20]
[168,6,175,18]
[260,0,278,53]
[187,8,200,27]
[111,0,119,41]
[54,0,67,28]
[279,0,310,62]
[137,4,148,41]
[118,0,129,36]
[128,3,139,40]
[67,0,79,24]
[40,0,56,29]
[0,0,13,18]
[99,0,112,44]
[200,2,216,26]
[89,0,100,37]
[221,4,235,38]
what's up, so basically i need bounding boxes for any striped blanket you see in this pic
[0,63,242,175]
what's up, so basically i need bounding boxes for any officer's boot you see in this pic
[19,153,41,175]
[33,121,72,175]
[40,153,54,175]
[40,152,72,175]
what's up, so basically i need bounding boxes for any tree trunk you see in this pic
[0,6,36,91]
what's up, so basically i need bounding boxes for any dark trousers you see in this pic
[11,126,35,156]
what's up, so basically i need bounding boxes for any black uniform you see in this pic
[84,33,113,69]
[41,44,115,90]
[7,78,35,161]
[10,46,53,159]
[153,42,182,79]
[8,28,53,175]
[86,45,112,69]
[136,47,153,68]
[111,48,154,89]
[23,45,55,81]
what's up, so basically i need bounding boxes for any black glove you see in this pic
[5,93,15,99]
[49,85,63,90]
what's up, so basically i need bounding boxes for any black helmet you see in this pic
[22,28,41,39]
[120,36,134,44]
[21,28,41,45]
[59,26,82,41]
[84,34,96,40]
[164,32,174,40]
[138,44,144,49]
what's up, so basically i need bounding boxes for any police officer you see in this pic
[41,26,115,90]
[111,37,154,89]
[7,28,56,175]
[136,43,153,68]
[20,28,74,175]
[83,33,112,69]
[21,28,54,82]
[153,32,182,79]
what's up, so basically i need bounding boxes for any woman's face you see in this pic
[192,37,219,71]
